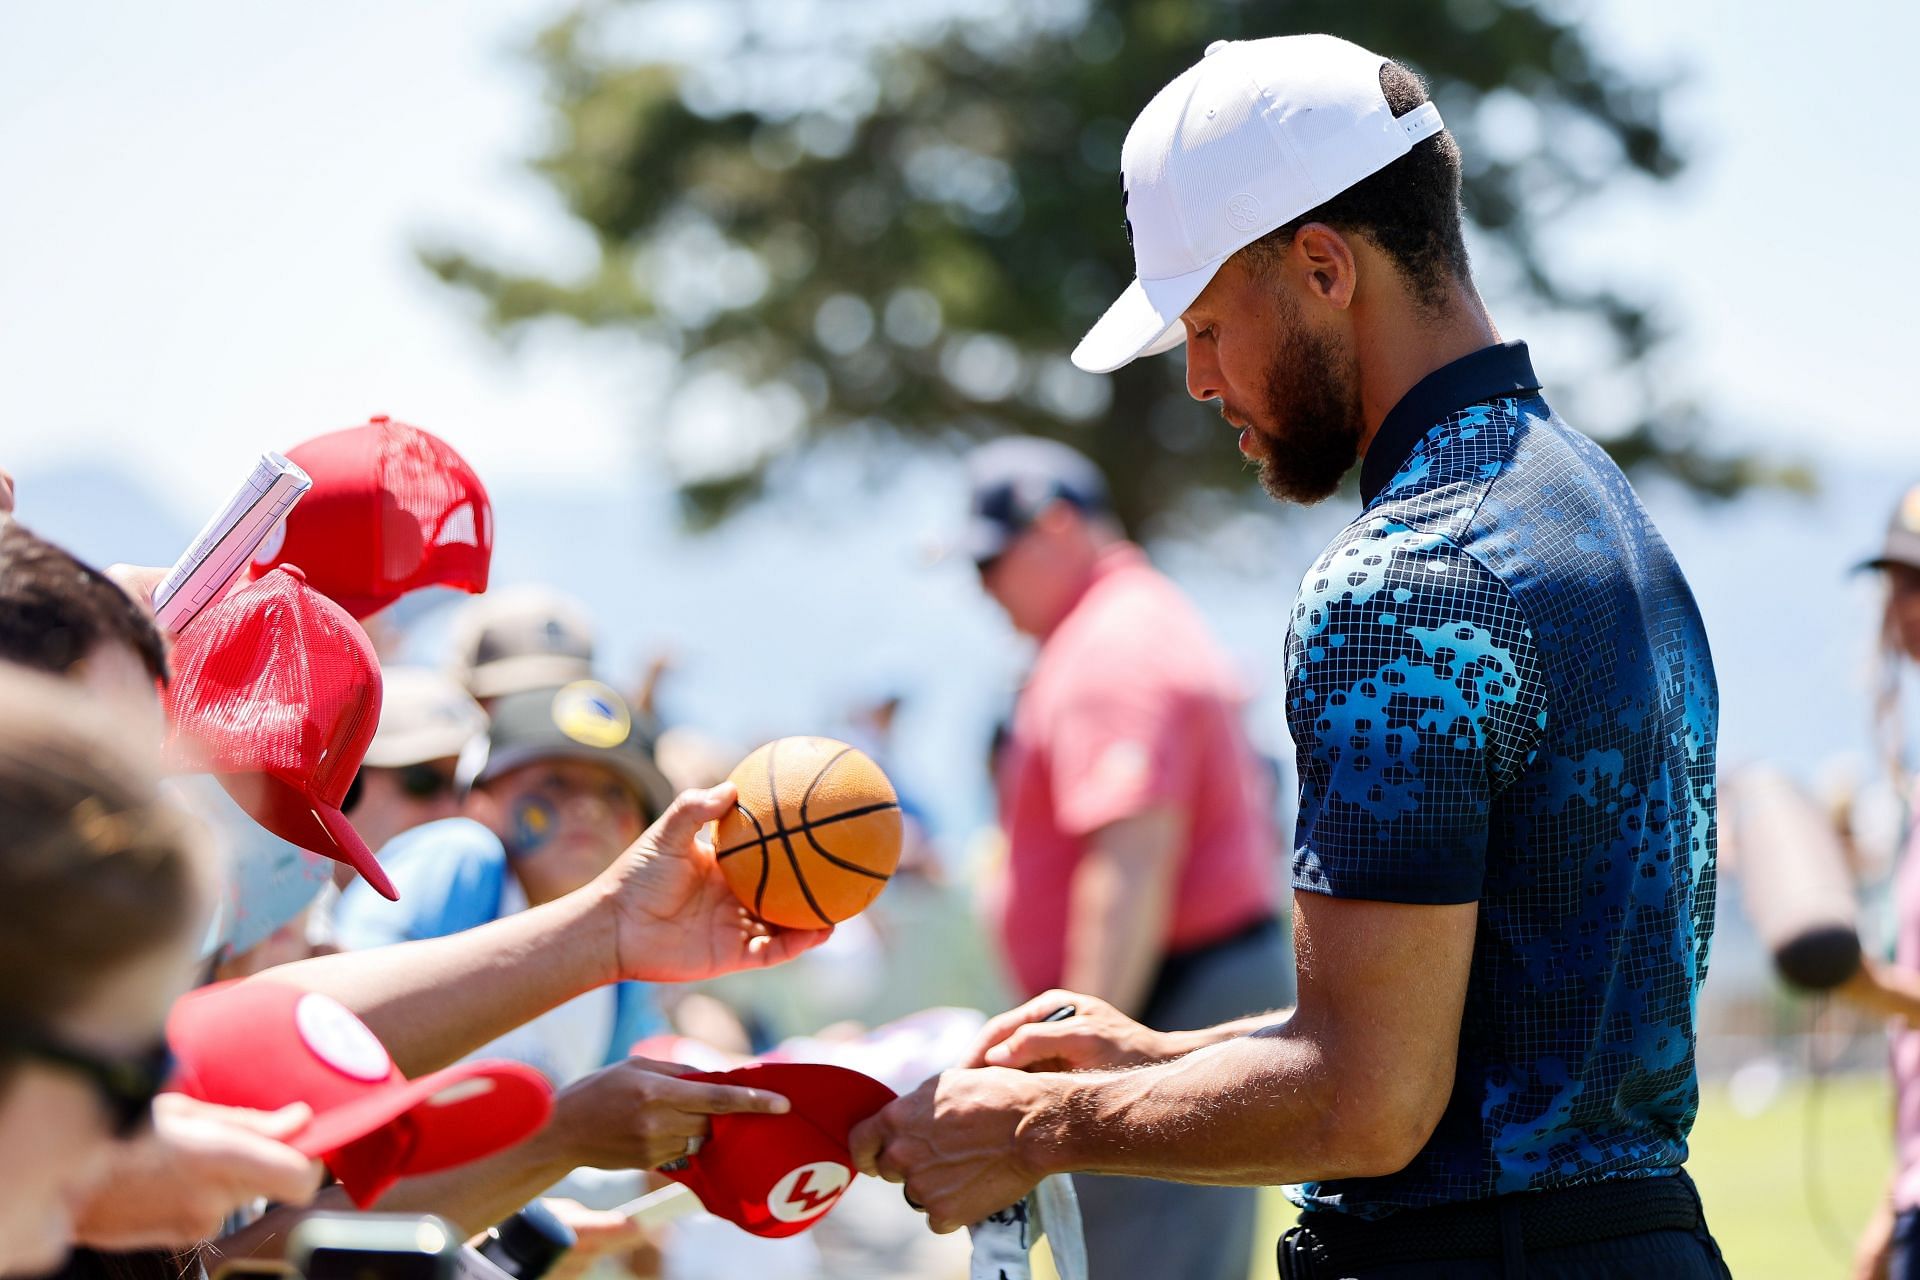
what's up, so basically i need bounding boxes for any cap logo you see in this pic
[766,1161,852,1223]
[294,992,392,1082]
[1902,488,1920,533]
[251,517,289,569]
[1225,193,1263,232]
[1120,177,1134,249]
[551,679,631,749]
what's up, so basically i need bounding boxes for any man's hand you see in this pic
[598,784,833,983]
[965,990,1175,1072]
[73,1096,324,1249]
[102,564,168,616]
[849,1067,1060,1234]
[547,1057,790,1172]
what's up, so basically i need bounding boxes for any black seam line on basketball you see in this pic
[796,744,895,880]
[797,745,857,831]
[802,824,891,881]
[770,739,836,927]
[732,801,773,919]
[712,801,901,859]
[757,741,780,919]
[795,744,894,883]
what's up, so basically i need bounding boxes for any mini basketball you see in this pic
[714,737,902,929]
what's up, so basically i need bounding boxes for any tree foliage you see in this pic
[423,0,1797,534]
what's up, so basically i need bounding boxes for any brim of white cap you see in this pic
[1070,258,1223,374]
[362,724,479,770]
[463,653,595,701]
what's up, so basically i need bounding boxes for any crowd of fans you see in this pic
[0,416,1291,1280]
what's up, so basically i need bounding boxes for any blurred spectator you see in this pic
[0,521,169,730]
[333,679,673,1085]
[0,666,318,1273]
[652,725,736,794]
[959,437,1290,1280]
[447,585,596,707]
[0,527,329,1260]
[305,666,490,951]
[1829,483,1920,1280]
[342,666,488,868]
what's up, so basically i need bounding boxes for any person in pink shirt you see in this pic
[958,436,1290,1280]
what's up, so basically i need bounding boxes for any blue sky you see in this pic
[3,0,1917,846]
[2,0,1916,505]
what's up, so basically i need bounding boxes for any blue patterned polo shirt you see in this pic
[1286,341,1719,1217]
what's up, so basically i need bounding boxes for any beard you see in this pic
[1233,309,1364,505]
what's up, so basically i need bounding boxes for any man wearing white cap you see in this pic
[855,34,1728,1277]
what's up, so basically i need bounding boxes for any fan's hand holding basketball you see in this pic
[549,1056,791,1172]
[966,991,1173,1072]
[597,782,832,983]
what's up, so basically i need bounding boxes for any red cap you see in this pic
[167,981,553,1208]
[252,416,492,620]
[163,565,396,900]
[662,1063,896,1238]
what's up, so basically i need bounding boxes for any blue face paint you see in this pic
[507,795,560,859]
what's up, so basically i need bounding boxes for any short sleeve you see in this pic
[332,817,507,949]
[1045,659,1198,838]
[1287,526,1546,904]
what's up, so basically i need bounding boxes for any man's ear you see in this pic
[1032,497,1084,538]
[1290,223,1359,311]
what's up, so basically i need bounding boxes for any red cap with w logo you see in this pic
[663,1063,895,1237]
[251,416,492,620]
[163,565,395,900]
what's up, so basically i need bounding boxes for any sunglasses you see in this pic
[0,1024,173,1137]
[398,763,458,801]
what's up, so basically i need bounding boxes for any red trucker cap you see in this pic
[252,416,492,620]
[662,1063,896,1238]
[167,981,553,1208]
[163,565,396,900]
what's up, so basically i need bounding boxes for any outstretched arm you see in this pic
[259,785,831,1076]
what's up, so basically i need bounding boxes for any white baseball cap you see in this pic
[363,666,488,768]
[1071,34,1446,374]
[446,584,596,701]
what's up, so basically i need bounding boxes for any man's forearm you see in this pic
[258,887,617,1076]
[1157,1009,1291,1058]
[1025,1019,1397,1187]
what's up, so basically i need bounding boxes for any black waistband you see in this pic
[1145,916,1280,1010]
[1282,1171,1704,1272]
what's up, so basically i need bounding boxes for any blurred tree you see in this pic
[423,0,1801,534]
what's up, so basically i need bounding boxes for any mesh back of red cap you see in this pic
[372,420,491,600]
[259,418,492,619]
[165,567,382,804]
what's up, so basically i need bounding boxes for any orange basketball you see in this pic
[713,736,902,929]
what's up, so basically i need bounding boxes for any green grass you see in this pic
[1689,1073,1893,1279]
[1030,1074,1894,1279]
